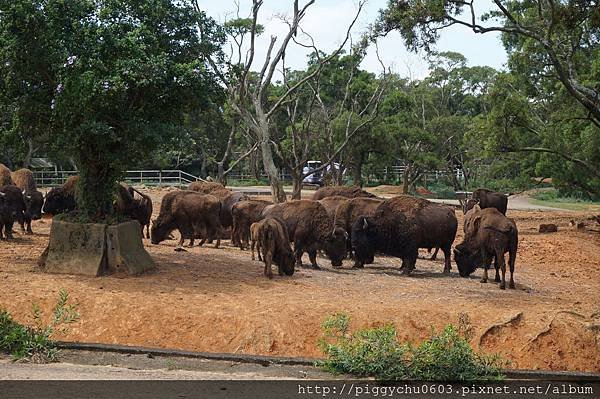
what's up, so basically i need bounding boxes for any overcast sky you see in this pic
[200,0,507,80]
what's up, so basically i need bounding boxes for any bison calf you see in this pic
[454,205,518,290]
[254,218,295,279]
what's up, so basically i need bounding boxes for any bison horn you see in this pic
[362,218,368,230]
[22,189,26,196]
[0,192,5,197]
[454,247,461,255]
[343,231,349,240]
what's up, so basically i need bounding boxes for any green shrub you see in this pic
[0,289,79,362]
[318,313,505,381]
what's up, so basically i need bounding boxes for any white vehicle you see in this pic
[302,161,343,186]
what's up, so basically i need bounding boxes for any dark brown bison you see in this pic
[114,183,153,238]
[254,218,295,279]
[151,191,223,248]
[0,185,26,239]
[453,205,518,289]
[311,186,377,200]
[0,164,13,187]
[351,196,458,274]
[232,199,272,249]
[262,200,348,269]
[188,180,226,194]
[318,196,349,220]
[10,169,43,234]
[333,197,384,266]
[465,188,508,215]
[42,175,79,215]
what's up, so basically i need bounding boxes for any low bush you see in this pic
[318,313,505,381]
[0,289,79,362]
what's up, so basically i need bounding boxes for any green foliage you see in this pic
[0,289,79,362]
[318,313,504,381]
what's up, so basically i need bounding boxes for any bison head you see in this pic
[277,251,295,276]
[351,216,377,265]
[322,226,348,267]
[453,242,480,277]
[150,219,171,245]
[43,187,76,215]
[24,191,44,220]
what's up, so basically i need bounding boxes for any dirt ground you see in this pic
[0,188,599,373]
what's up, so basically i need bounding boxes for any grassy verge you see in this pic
[318,313,505,381]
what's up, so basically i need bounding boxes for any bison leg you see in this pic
[293,241,304,268]
[508,247,516,289]
[493,257,501,283]
[256,238,262,261]
[441,245,452,274]
[263,248,273,279]
[146,224,150,239]
[25,217,33,234]
[250,238,256,260]
[0,223,4,239]
[480,250,493,283]
[352,258,364,269]
[308,248,320,270]
[496,250,507,290]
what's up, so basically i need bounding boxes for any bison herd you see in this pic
[0,164,518,289]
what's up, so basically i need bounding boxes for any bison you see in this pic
[453,205,518,289]
[253,218,295,279]
[114,183,153,238]
[262,200,348,269]
[465,188,508,215]
[333,197,384,266]
[42,175,79,215]
[0,185,26,239]
[151,191,223,249]
[232,199,272,249]
[0,164,13,187]
[188,181,247,231]
[10,169,43,234]
[318,196,349,220]
[351,196,458,274]
[311,186,377,200]
[188,181,226,194]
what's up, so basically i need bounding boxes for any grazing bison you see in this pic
[151,191,223,248]
[453,205,518,289]
[10,169,43,234]
[232,199,272,249]
[465,188,508,215]
[0,164,13,186]
[351,196,458,274]
[188,181,247,230]
[262,200,348,269]
[114,183,153,238]
[318,196,349,220]
[254,218,295,279]
[333,197,384,265]
[311,186,377,200]
[43,175,79,215]
[0,185,26,239]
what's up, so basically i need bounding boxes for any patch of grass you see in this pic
[317,313,505,382]
[0,289,79,363]
[530,189,600,211]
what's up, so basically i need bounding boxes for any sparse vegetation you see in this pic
[0,289,79,362]
[318,313,505,381]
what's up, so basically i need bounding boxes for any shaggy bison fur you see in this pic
[318,196,349,220]
[454,205,518,289]
[311,186,377,200]
[42,175,79,215]
[10,169,43,234]
[351,196,458,274]
[262,200,348,269]
[151,191,223,249]
[232,199,272,249]
[0,185,26,239]
[254,218,295,279]
[465,188,508,215]
[114,183,153,238]
[0,164,13,187]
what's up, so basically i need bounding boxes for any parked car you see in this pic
[303,161,344,186]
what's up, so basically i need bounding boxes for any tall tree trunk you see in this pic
[216,121,237,185]
[22,138,35,169]
[260,138,286,202]
[402,165,411,194]
[350,153,364,187]
[291,170,303,200]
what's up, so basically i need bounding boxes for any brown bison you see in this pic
[0,164,13,187]
[465,188,508,215]
[10,169,43,234]
[318,196,349,220]
[454,205,518,289]
[188,181,225,194]
[311,186,377,200]
[114,183,153,238]
[254,218,295,279]
[188,181,247,230]
[42,175,79,215]
[250,221,262,261]
[351,196,458,274]
[151,191,223,248]
[262,200,348,269]
[232,199,272,249]
[0,185,26,239]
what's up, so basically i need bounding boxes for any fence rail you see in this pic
[33,169,205,188]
